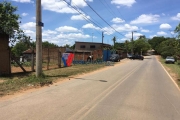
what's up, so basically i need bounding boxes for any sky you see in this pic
[6,0,180,46]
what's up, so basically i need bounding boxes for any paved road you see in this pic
[0,56,180,120]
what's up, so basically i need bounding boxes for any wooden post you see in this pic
[31,48,35,72]
[47,48,49,70]
[58,50,61,68]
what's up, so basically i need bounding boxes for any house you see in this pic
[75,41,111,52]
[74,41,111,61]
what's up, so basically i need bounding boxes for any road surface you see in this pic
[0,56,180,120]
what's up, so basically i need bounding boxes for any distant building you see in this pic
[73,41,111,61]
[74,41,111,52]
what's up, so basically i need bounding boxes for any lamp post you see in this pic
[131,31,137,55]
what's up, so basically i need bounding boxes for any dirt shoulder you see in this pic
[0,59,129,100]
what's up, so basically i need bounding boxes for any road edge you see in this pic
[157,56,180,92]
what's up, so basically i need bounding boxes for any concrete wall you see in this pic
[75,42,102,51]
[0,34,10,75]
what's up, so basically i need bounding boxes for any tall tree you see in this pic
[0,1,27,45]
[174,23,180,39]
[156,38,179,58]
[134,38,151,54]
[112,36,116,48]
[148,36,166,53]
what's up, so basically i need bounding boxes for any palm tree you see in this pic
[174,23,180,39]
[112,36,116,48]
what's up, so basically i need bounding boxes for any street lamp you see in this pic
[131,31,137,55]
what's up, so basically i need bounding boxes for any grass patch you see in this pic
[0,63,107,97]
[159,56,180,88]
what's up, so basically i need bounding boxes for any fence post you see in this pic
[47,47,50,70]
[58,50,61,68]
[31,48,35,72]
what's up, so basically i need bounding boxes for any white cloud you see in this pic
[22,13,28,16]
[23,30,35,40]
[12,0,33,3]
[42,30,57,37]
[20,23,91,45]
[102,24,138,35]
[162,13,166,16]
[57,33,90,39]
[71,0,93,7]
[82,23,100,30]
[71,0,87,8]
[140,28,150,33]
[71,14,90,20]
[102,27,115,35]
[21,22,36,30]
[159,23,172,29]
[112,24,139,32]
[111,0,136,7]
[149,35,157,38]
[55,26,81,33]
[32,17,36,20]
[171,13,180,21]
[111,17,125,23]
[125,32,142,39]
[130,14,160,24]
[41,0,91,13]
[42,0,76,13]
[157,31,167,36]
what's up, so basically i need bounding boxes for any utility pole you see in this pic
[36,0,43,77]
[92,33,93,42]
[102,32,104,48]
[131,31,136,55]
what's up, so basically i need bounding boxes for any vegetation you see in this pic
[159,56,180,87]
[0,1,29,45]
[0,64,106,97]
[11,41,59,57]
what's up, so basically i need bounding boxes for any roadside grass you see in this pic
[159,56,180,87]
[0,63,107,97]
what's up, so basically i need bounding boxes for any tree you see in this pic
[11,42,29,57]
[148,36,166,53]
[0,1,27,45]
[42,41,58,48]
[156,38,179,58]
[174,23,180,39]
[112,36,116,48]
[134,38,151,54]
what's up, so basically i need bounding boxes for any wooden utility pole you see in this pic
[36,0,43,77]
[102,32,104,49]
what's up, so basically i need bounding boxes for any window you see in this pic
[80,45,86,48]
[90,45,95,48]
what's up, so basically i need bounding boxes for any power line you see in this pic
[99,0,116,18]
[83,0,125,37]
[63,0,104,32]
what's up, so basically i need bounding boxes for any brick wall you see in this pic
[0,34,10,75]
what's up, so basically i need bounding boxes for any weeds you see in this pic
[0,63,106,97]
[159,56,180,87]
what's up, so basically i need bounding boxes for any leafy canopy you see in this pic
[0,1,28,45]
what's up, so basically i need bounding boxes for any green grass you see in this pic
[0,63,107,97]
[159,57,180,87]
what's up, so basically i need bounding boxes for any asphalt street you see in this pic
[0,55,180,120]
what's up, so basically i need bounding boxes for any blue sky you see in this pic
[7,0,180,46]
